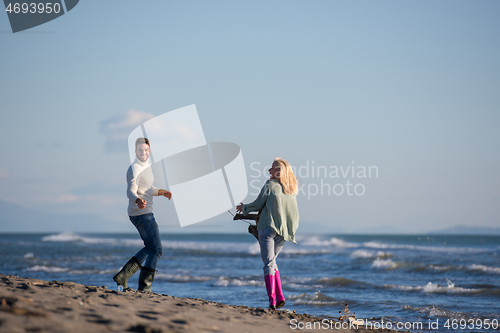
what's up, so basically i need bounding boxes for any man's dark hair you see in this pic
[135,137,150,148]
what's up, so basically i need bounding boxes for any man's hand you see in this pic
[236,202,244,214]
[159,189,172,200]
[135,198,146,209]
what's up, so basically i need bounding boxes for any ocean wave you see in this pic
[371,258,398,269]
[41,232,260,255]
[163,240,256,254]
[386,280,483,294]
[428,264,455,271]
[213,276,262,287]
[468,264,500,274]
[287,276,314,284]
[282,248,331,255]
[248,242,260,255]
[288,291,342,306]
[155,273,212,283]
[298,236,359,248]
[351,250,391,259]
[40,233,344,257]
[42,232,127,245]
[42,232,86,242]
[24,265,116,275]
[283,277,322,290]
[164,240,329,256]
[385,284,423,292]
[317,277,364,287]
[424,263,500,275]
[69,269,116,275]
[351,249,373,259]
[403,305,472,319]
[23,252,35,259]
[363,241,489,254]
[24,265,69,273]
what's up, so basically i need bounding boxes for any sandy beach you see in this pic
[0,274,406,333]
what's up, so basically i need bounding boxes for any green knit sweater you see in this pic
[242,179,299,243]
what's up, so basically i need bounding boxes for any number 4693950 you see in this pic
[5,2,62,14]
[444,319,498,330]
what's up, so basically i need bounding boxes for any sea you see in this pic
[1,232,499,332]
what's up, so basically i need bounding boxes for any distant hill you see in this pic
[429,225,500,235]
[0,199,127,233]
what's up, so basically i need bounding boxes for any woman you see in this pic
[237,157,299,310]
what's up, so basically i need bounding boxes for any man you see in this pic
[113,137,172,292]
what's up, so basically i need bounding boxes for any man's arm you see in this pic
[127,165,147,209]
[158,189,172,200]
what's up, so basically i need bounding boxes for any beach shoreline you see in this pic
[0,274,405,333]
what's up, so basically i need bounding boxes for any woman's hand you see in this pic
[236,202,244,214]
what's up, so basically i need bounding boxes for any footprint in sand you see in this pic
[82,313,112,325]
[136,310,159,320]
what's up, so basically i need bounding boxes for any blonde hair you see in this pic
[274,157,298,195]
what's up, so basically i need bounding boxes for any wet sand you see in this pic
[0,275,404,333]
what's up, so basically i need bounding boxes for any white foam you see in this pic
[327,237,359,248]
[281,248,330,255]
[69,269,116,275]
[213,276,261,287]
[422,280,480,294]
[385,284,423,291]
[371,258,397,269]
[25,265,68,273]
[41,233,258,254]
[23,252,34,259]
[352,250,392,259]
[120,239,145,247]
[155,273,212,283]
[413,306,469,319]
[429,264,455,271]
[40,233,337,256]
[248,242,260,255]
[41,232,125,245]
[299,236,359,248]
[468,264,500,274]
[363,241,489,254]
[387,280,481,294]
[351,250,373,259]
[42,232,84,242]
[422,282,441,293]
[162,240,259,255]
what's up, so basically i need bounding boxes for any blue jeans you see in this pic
[258,226,286,276]
[129,213,163,270]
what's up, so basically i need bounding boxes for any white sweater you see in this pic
[126,158,159,216]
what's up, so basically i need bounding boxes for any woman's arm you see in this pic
[239,181,270,214]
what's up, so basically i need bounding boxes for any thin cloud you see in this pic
[99,109,154,153]
[33,193,121,206]
[35,194,81,203]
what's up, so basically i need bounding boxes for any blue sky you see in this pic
[0,1,499,233]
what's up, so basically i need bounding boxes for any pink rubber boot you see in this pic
[264,274,276,310]
[274,269,286,308]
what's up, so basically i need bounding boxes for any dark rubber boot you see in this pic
[113,257,141,289]
[138,267,155,293]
